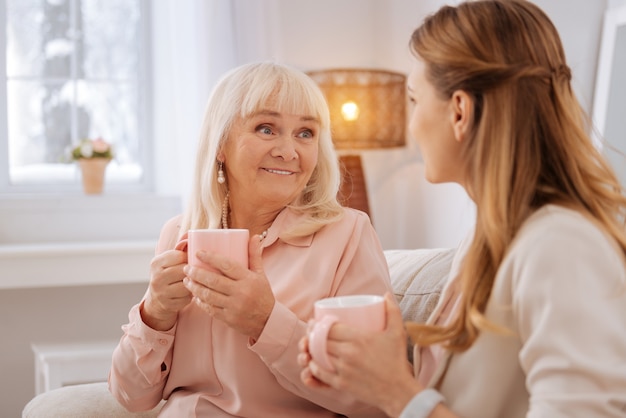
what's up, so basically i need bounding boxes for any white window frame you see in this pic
[0,0,248,289]
[0,0,154,195]
[0,0,183,258]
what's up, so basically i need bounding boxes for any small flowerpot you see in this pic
[78,159,111,194]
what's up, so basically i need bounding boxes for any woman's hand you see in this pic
[141,249,192,331]
[298,294,423,417]
[183,234,275,340]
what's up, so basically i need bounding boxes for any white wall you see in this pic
[610,0,626,9]
[0,1,611,416]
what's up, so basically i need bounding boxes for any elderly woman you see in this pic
[109,62,392,417]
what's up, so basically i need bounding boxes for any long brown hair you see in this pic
[407,0,626,351]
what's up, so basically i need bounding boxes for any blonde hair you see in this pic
[408,0,626,350]
[179,62,343,239]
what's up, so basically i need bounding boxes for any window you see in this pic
[1,0,151,193]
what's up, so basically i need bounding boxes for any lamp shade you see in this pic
[307,68,407,150]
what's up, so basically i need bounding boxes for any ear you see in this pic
[216,140,228,162]
[450,90,473,143]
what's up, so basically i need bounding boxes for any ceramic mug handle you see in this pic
[308,314,339,371]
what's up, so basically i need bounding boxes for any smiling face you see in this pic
[407,59,466,185]
[220,105,320,213]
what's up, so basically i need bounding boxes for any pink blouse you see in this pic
[109,207,392,417]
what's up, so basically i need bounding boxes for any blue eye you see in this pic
[299,130,313,139]
[257,125,273,135]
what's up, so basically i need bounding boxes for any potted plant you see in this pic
[71,137,114,194]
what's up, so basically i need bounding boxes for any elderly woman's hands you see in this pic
[182,234,275,340]
[141,249,192,331]
[298,294,423,417]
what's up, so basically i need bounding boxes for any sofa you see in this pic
[22,247,455,418]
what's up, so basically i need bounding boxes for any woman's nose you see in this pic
[271,136,298,160]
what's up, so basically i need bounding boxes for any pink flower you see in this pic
[92,137,110,153]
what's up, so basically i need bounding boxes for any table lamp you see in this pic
[307,68,407,218]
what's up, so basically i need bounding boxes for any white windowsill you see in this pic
[0,240,156,289]
[0,193,180,289]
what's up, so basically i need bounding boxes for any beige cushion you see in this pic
[22,382,164,418]
[386,248,455,324]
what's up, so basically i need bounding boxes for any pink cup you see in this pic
[175,229,249,272]
[308,295,385,371]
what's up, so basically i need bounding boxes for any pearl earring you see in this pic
[217,161,225,184]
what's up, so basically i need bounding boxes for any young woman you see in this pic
[109,62,392,417]
[299,1,626,417]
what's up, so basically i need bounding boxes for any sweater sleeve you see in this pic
[513,211,626,417]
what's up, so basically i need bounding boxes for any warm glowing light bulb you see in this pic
[341,101,359,121]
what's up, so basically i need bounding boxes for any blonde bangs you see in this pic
[239,65,330,128]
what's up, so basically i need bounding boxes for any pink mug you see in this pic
[175,229,249,272]
[308,294,385,371]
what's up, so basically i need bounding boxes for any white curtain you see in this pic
[151,0,281,206]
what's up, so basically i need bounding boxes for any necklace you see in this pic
[221,191,269,240]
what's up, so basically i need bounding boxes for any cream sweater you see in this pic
[410,205,626,418]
